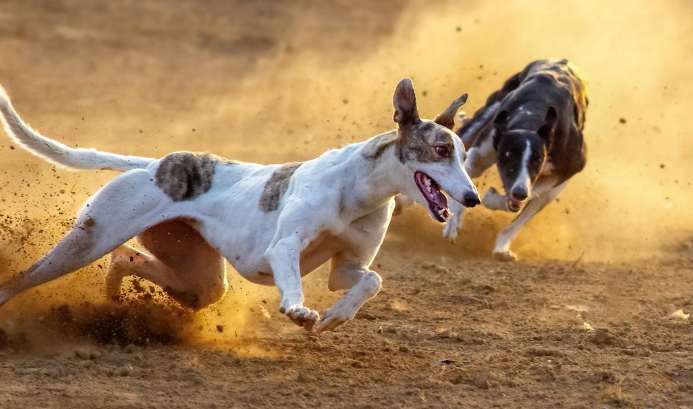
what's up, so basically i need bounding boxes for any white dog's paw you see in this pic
[442,219,460,242]
[281,304,320,331]
[315,305,357,332]
[482,187,507,211]
[493,250,518,262]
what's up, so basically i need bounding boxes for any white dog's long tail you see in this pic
[0,86,155,172]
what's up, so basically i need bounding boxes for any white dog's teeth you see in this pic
[424,179,431,187]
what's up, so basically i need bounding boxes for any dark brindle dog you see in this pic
[442,59,588,261]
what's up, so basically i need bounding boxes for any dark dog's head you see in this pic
[493,107,556,212]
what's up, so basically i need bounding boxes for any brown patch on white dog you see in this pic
[396,121,455,164]
[259,162,303,212]
[362,131,398,161]
[155,152,218,201]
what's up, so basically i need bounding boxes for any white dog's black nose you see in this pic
[463,192,481,208]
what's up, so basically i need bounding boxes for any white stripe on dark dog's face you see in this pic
[510,140,532,200]
[496,130,546,211]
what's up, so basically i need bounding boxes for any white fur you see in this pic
[481,187,507,211]
[0,85,477,332]
[0,87,153,171]
[510,140,532,197]
[442,131,496,241]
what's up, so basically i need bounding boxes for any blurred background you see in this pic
[0,0,692,341]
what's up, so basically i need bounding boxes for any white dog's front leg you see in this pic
[482,187,509,211]
[443,142,493,241]
[266,235,319,330]
[316,256,382,332]
[442,200,466,242]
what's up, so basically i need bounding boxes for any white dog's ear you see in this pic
[434,93,468,129]
[393,78,420,126]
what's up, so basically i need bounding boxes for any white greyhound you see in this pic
[0,79,479,332]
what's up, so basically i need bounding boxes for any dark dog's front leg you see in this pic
[493,180,568,261]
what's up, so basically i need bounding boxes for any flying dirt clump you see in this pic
[0,299,198,352]
[44,301,197,346]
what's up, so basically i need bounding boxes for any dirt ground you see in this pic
[0,0,692,408]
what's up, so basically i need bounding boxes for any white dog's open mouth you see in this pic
[414,171,450,223]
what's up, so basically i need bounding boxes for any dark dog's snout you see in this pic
[463,192,481,208]
[510,188,528,202]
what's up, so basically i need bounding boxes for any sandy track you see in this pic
[0,249,692,408]
[0,0,692,408]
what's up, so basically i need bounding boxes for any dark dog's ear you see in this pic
[494,110,508,131]
[537,106,557,141]
[492,110,508,151]
[433,93,468,130]
[545,105,557,127]
[393,78,420,126]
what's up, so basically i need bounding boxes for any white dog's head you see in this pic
[391,78,480,223]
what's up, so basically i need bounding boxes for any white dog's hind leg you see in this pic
[493,180,567,261]
[106,245,141,300]
[0,171,166,308]
[106,245,174,301]
[108,219,229,309]
[316,254,382,332]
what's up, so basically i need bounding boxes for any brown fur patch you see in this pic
[362,131,398,160]
[259,162,302,212]
[155,152,220,201]
[433,93,468,129]
[396,121,455,163]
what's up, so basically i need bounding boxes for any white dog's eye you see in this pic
[435,146,452,158]
[505,151,511,158]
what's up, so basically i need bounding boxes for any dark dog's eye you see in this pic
[435,146,451,158]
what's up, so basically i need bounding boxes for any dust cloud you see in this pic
[0,0,691,349]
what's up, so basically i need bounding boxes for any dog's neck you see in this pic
[335,131,409,216]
